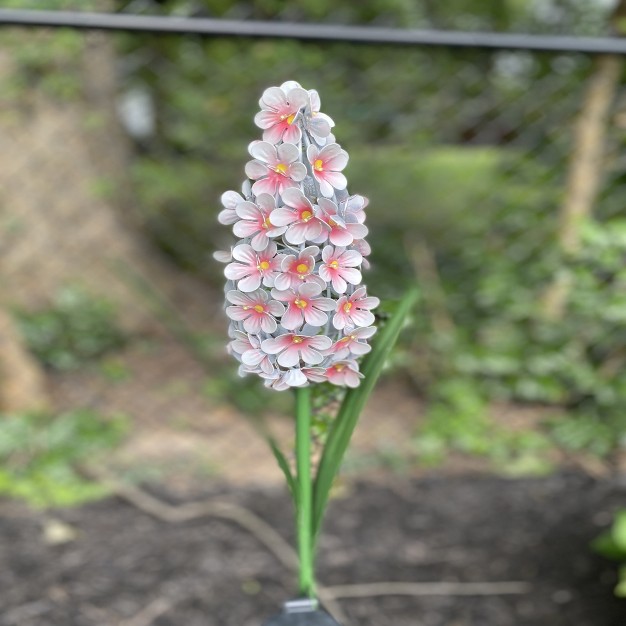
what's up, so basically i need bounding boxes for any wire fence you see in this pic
[1,9,625,489]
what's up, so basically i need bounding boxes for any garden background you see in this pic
[2,1,626,625]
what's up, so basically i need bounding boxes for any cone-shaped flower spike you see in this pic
[217,81,378,390]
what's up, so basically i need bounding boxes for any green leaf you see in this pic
[613,510,626,551]
[249,418,297,503]
[268,435,297,502]
[311,288,418,542]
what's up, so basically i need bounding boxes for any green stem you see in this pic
[295,386,315,597]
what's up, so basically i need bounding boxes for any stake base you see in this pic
[262,599,343,625]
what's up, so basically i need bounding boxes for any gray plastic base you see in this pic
[262,599,343,625]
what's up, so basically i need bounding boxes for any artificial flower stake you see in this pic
[216,81,417,624]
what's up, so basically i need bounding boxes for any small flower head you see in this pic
[319,245,362,294]
[272,283,335,330]
[245,141,306,196]
[333,287,380,330]
[224,242,284,292]
[226,289,285,334]
[307,143,349,198]
[255,83,309,145]
[269,187,325,245]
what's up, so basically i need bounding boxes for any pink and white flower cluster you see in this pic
[216,81,378,390]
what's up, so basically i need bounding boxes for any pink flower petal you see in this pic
[306,144,319,164]
[308,335,332,351]
[245,160,268,180]
[259,315,278,334]
[224,263,253,281]
[317,177,334,198]
[286,87,309,109]
[263,124,286,145]
[323,171,347,191]
[261,335,292,353]
[349,309,375,327]
[221,190,243,210]
[340,267,362,285]
[243,315,264,334]
[281,306,304,330]
[267,301,286,316]
[358,296,380,309]
[252,178,278,196]
[283,123,302,144]
[300,346,323,365]
[242,349,264,367]
[299,282,323,298]
[235,201,260,221]
[218,208,238,225]
[270,208,298,227]
[303,307,328,327]
[329,228,353,247]
[226,306,250,321]
[261,86,288,109]
[312,297,336,311]
[285,222,310,245]
[277,344,301,368]
[281,187,310,210]
[237,274,262,292]
[226,290,252,305]
[282,368,308,387]
[288,162,307,182]
[250,232,269,251]
[338,250,362,266]
[254,110,278,129]
[232,244,256,264]
[250,141,277,164]
[331,274,348,294]
[233,220,260,238]
[277,142,299,164]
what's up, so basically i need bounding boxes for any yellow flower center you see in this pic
[328,218,337,227]
[334,364,345,372]
[294,298,308,309]
[275,163,288,175]
[292,336,304,344]
[258,261,270,270]
[253,304,265,313]
[343,302,352,312]
[314,159,324,171]
[262,217,271,229]
[338,336,351,343]
[329,260,339,269]
[301,210,312,221]
[287,113,296,125]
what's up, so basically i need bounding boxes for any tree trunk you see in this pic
[540,5,626,320]
[0,25,202,408]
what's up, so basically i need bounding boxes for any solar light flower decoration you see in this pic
[216,81,417,624]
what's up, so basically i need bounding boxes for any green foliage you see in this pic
[592,510,626,597]
[16,287,126,370]
[415,378,553,475]
[0,410,127,508]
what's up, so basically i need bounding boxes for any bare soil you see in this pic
[1,471,625,626]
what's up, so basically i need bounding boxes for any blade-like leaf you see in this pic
[312,288,418,542]
[250,418,297,502]
[268,435,297,502]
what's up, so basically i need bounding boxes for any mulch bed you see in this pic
[1,471,625,626]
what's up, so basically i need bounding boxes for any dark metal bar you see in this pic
[0,8,625,55]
